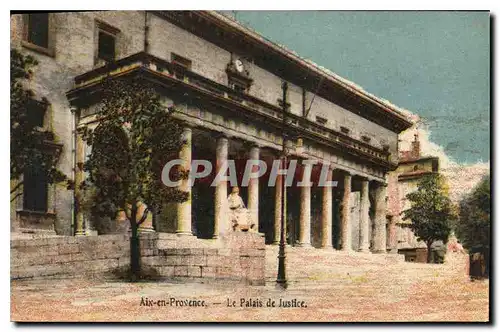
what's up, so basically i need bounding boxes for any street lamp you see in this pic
[276,81,288,288]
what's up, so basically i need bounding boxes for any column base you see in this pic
[319,245,335,250]
[75,231,86,236]
[372,249,387,254]
[138,227,155,233]
[296,242,312,248]
[175,231,194,237]
[271,242,292,247]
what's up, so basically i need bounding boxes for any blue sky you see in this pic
[228,11,490,164]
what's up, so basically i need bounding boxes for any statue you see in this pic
[227,186,255,232]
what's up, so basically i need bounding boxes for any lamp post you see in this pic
[276,81,288,288]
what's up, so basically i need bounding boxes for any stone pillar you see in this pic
[373,183,388,253]
[74,133,85,236]
[341,173,352,251]
[273,173,283,245]
[298,176,311,247]
[358,179,370,252]
[138,202,155,233]
[387,216,398,253]
[213,135,228,239]
[247,145,260,232]
[176,126,192,235]
[320,167,333,248]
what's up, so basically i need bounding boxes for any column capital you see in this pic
[359,176,370,183]
[372,180,388,188]
[243,141,261,150]
[213,131,230,141]
[178,119,197,130]
[320,161,336,171]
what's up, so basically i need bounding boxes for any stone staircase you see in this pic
[265,245,409,284]
[264,245,469,293]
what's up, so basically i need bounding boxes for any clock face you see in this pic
[234,59,244,73]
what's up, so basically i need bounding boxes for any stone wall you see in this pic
[144,232,266,285]
[11,232,265,285]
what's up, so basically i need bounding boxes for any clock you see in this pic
[234,59,244,73]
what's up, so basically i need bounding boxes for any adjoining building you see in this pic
[10,11,413,254]
[387,133,441,262]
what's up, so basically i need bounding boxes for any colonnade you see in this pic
[74,126,389,253]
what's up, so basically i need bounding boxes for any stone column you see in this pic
[213,135,228,239]
[387,216,398,253]
[341,173,352,251]
[372,182,388,253]
[176,126,192,235]
[247,145,260,232]
[298,174,311,247]
[358,179,370,252]
[138,202,155,233]
[273,173,283,245]
[320,167,333,248]
[74,133,85,236]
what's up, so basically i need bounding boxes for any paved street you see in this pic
[11,248,488,322]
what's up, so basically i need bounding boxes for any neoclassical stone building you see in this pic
[10,11,413,253]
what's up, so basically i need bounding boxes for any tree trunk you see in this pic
[482,248,489,278]
[426,242,433,263]
[129,204,141,281]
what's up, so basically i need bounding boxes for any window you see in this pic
[23,163,48,213]
[361,135,371,143]
[171,53,192,79]
[171,53,192,69]
[98,31,116,62]
[340,126,350,135]
[26,13,49,48]
[316,116,328,125]
[27,100,47,128]
[22,13,53,56]
[95,20,120,64]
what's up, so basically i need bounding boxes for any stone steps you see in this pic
[264,246,469,287]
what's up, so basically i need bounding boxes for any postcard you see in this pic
[10,10,490,323]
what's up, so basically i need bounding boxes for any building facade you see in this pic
[10,11,413,253]
[387,133,440,259]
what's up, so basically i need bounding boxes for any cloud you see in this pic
[398,109,490,202]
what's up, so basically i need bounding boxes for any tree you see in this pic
[402,174,454,263]
[80,77,188,280]
[455,175,490,277]
[10,49,66,198]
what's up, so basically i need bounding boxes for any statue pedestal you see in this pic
[219,231,265,249]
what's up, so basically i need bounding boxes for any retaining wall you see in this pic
[11,232,266,285]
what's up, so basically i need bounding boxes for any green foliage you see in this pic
[81,77,188,223]
[10,48,66,185]
[81,76,188,279]
[83,79,187,220]
[455,175,490,252]
[402,174,454,262]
